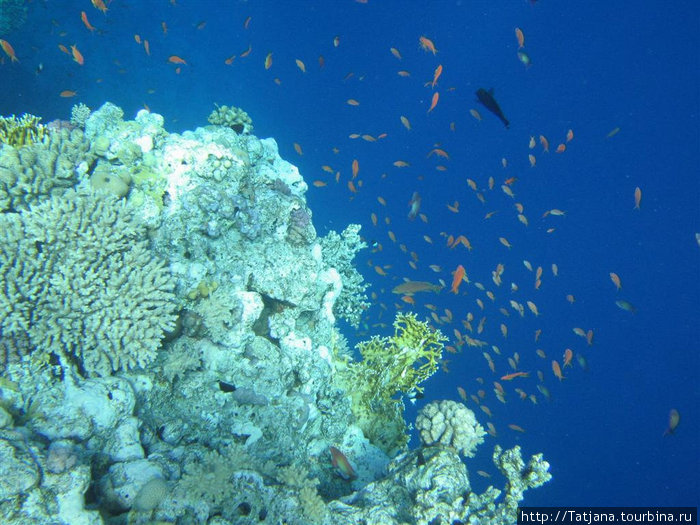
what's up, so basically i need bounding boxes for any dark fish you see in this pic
[476,88,509,128]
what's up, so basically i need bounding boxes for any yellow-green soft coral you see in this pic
[0,114,47,147]
[339,313,446,455]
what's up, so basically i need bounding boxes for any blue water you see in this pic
[1,0,697,510]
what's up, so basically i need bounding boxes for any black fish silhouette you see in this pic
[476,88,509,128]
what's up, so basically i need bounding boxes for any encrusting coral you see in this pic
[0,188,177,377]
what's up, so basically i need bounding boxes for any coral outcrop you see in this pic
[0,103,550,525]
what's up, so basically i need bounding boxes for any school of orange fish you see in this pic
[0,1,652,445]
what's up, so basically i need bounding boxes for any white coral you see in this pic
[416,400,486,457]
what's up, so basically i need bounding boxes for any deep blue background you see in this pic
[1,0,697,509]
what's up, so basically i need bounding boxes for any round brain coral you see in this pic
[0,188,177,377]
[415,400,487,458]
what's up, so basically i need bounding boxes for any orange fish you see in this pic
[431,64,443,88]
[91,0,108,13]
[168,55,187,65]
[0,39,19,63]
[566,128,574,142]
[243,16,252,30]
[239,44,252,58]
[312,180,327,187]
[264,52,273,69]
[634,186,642,209]
[390,47,402,60]
[144,40,150,56]
[500,371,529,381]
[552,360,565,381]
[555,143,566,153]
[515,28,525,48]
[427,92,439,113]
[469,108,482,121]
[295,58,306,72]
[80,11,95,32]
[70,44,84,65]
[419,36,437,54]
[134,34,142,44]
[58,44,70,55]
[59,90,77,97]
[329,446,357,480]
[451,265,466,294]
[351,159,359,178]
[161,21,168,35]
[508,424,526,433]
[609,272,622,290]
[347,99,360,106]
[563,348,573,367]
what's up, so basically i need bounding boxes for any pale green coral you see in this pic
[0,189,177,377]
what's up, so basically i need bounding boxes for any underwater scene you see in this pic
[0,0,698,524]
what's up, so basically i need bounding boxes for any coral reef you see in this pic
[0,188,177,377]
[0,103,551,525]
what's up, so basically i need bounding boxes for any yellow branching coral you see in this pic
[338,313,446,455]
[0,114,47,147]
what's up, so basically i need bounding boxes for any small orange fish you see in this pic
[563,348,573,367]
[161,21,168,35]
[168,55,187,65]
[295,58,306,72]
[351,159,359,178]
[566,128,574,142]
[390,47,402,60]
[144,40,150,56]
[134,34,142,44]
[431,64,443,88]
[91,0,108,14]
[346,99,360,106]
[609,272,622,290]
[515,28,525,48]
[552,360,565,381]
[555,143,566,153]
[80,11,96,32]
[451,265,466,294]
[59,90,77,98]
[469,108,482,121]
[508,423,526,433]
[0,39,19,63]
[634,186,642,210]
[427,92,439,113]
[312,180,327,187]
[329,446,357,480]
[58,44,70,55]
[243,16,252,30]
[293,143,303,156]
[70,44,84,65]
[419,36,437,54]
[500,371,529,381]
[239,45,252,58]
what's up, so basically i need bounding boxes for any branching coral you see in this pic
[338,313,446,455]
[0,189,177,377]
[0,114,46,147]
